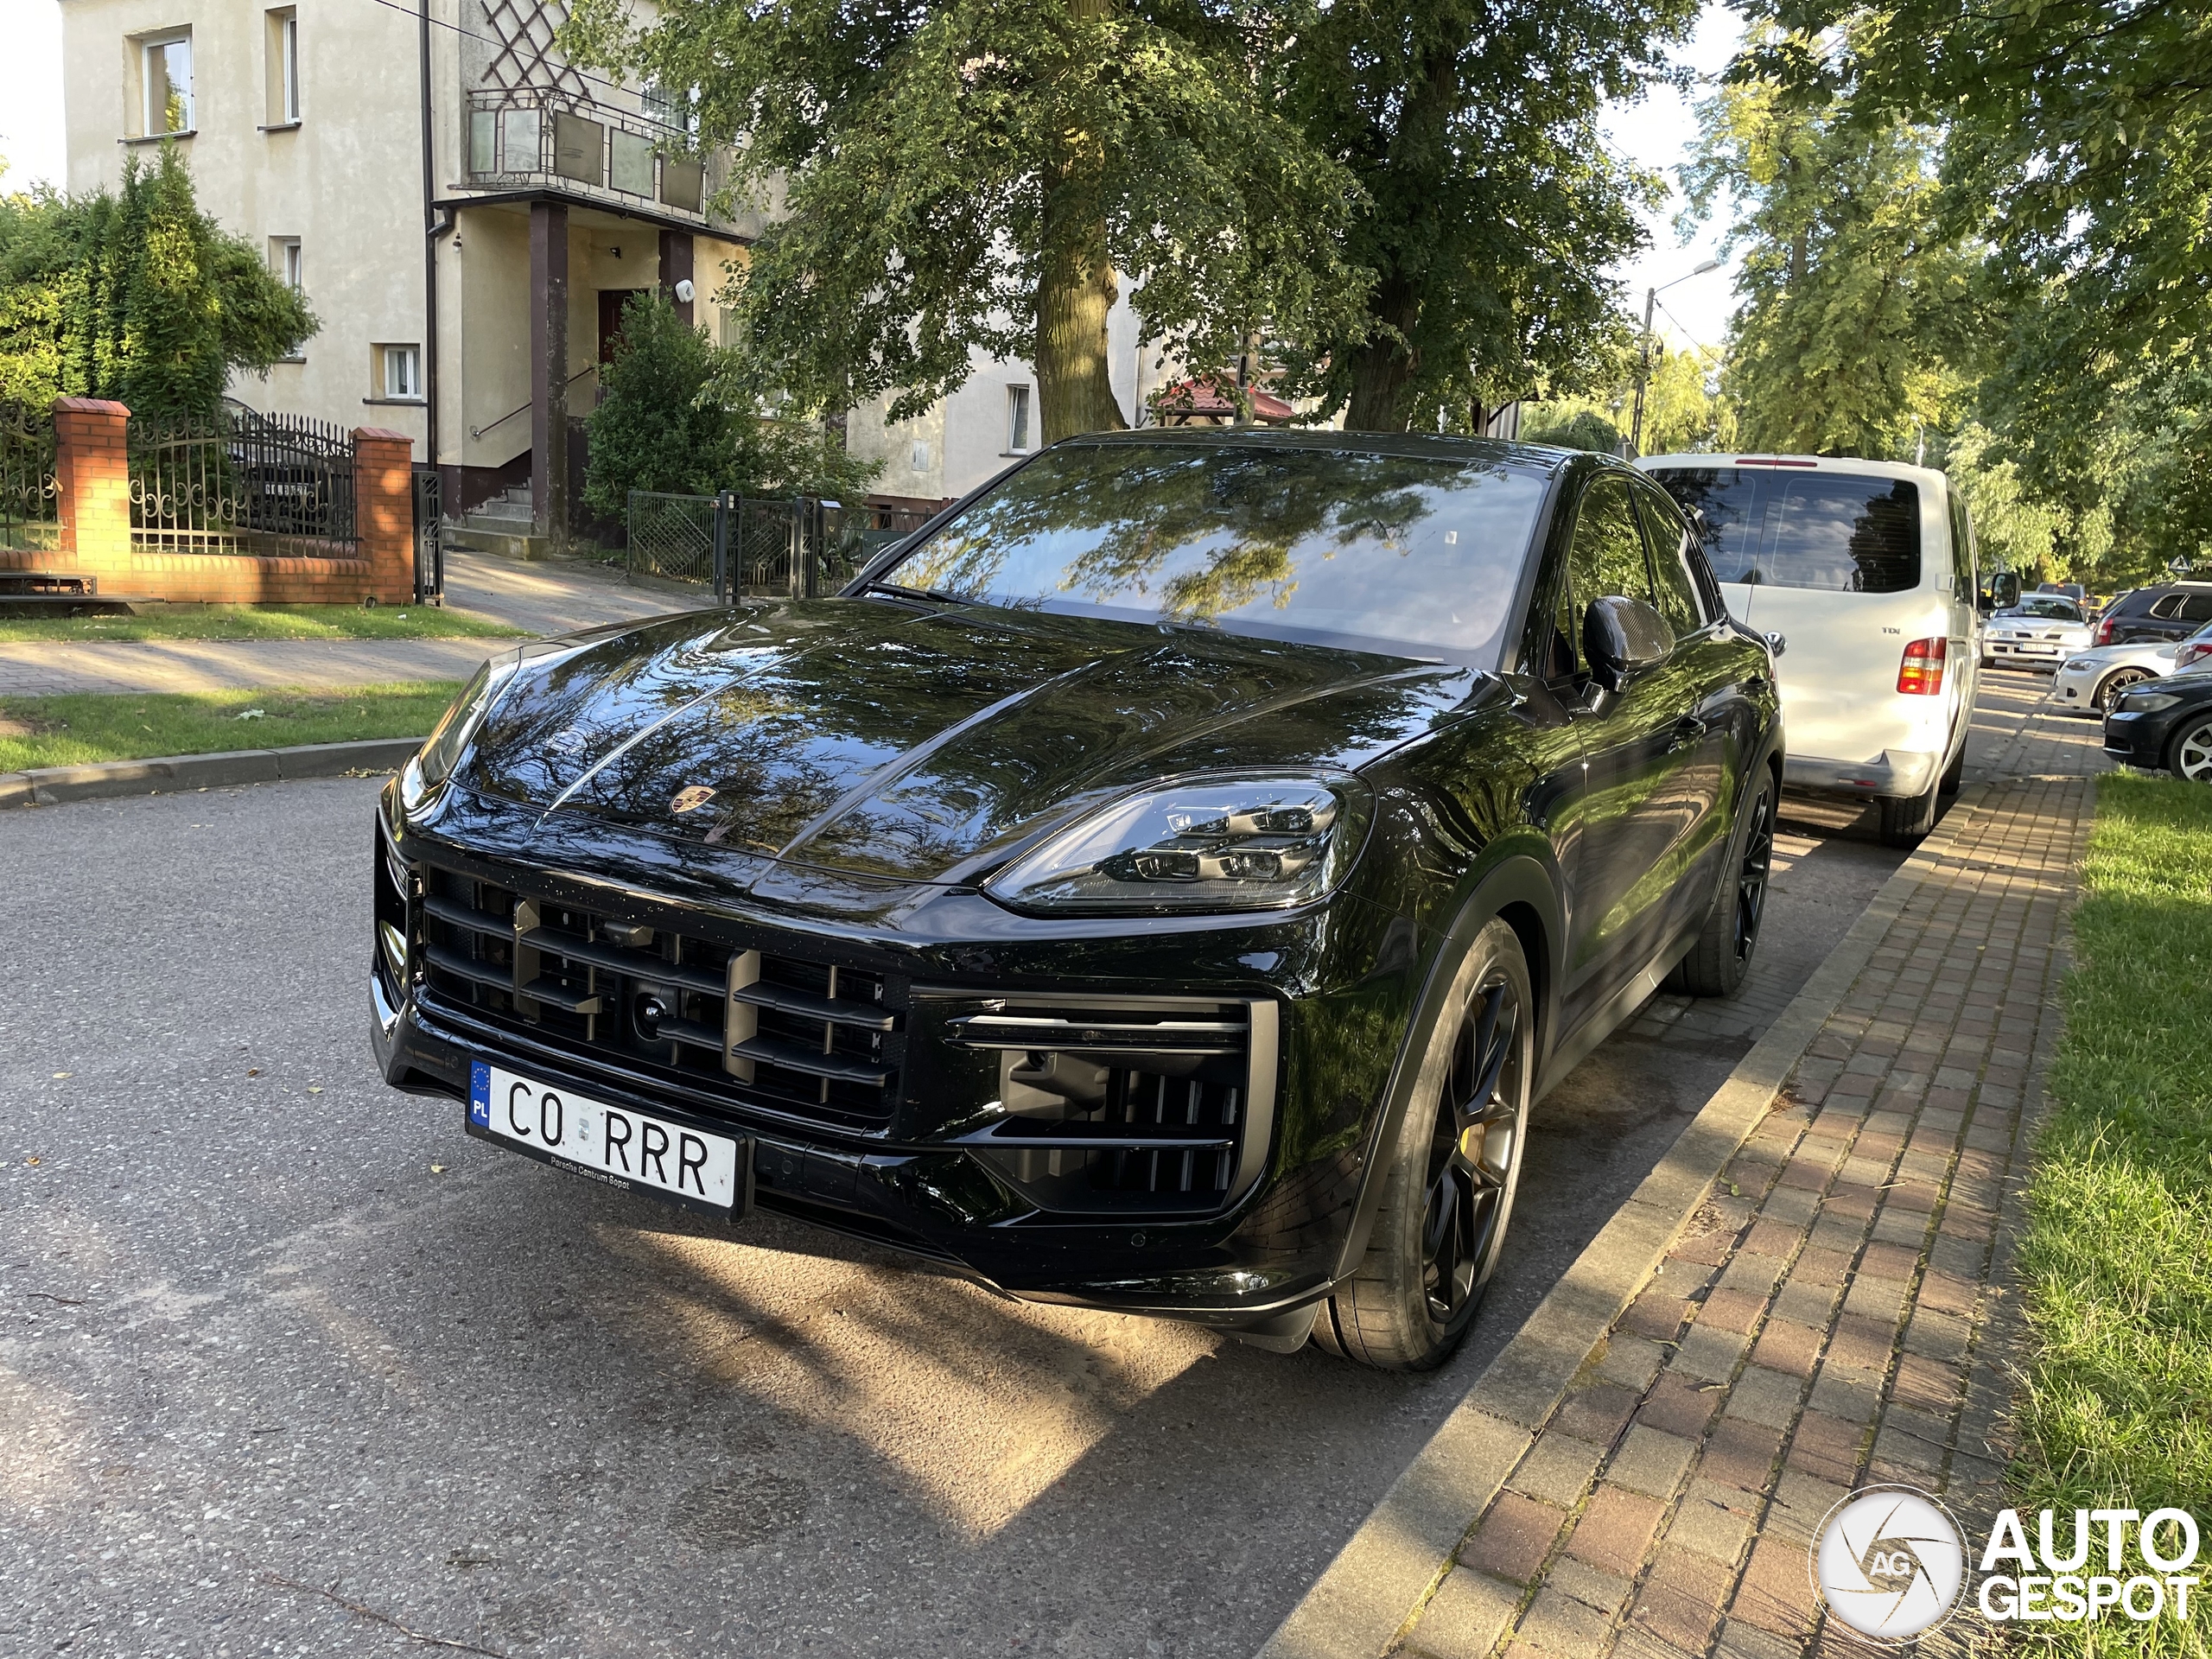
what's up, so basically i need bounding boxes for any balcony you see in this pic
[463,88,716,224]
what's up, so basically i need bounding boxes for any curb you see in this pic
[1254,782,1998,1659]
[0,736,424,809]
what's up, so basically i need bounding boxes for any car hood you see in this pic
[2063,643,2177,667]
[454,599,1482,884]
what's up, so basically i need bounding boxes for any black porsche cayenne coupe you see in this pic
[371,430,1783,1370]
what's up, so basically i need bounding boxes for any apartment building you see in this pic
[59,0,757,531]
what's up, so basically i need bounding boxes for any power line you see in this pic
[1651,296,1726,368]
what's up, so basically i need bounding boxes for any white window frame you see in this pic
[379,344,423,402]
[1006,384,1032,454]
[275,238,302,292]
[279,12,300,123]
[142,31,194,137]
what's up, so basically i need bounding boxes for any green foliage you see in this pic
[1274,0,1694,432]
[1522,345,1729,455]
[0,148,315,415]
[1522,404,1624,454]
[1681,41,1977,459]
[2011,775,2212,1659]
[563,0,1363,443]
[582,290,880,519]
[1745,0,2212,573]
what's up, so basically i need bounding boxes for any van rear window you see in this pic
[1648,468,1923,594]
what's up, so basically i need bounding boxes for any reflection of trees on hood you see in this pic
[901,444,1508,625]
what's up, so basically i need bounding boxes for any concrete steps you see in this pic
[445,487,550,562]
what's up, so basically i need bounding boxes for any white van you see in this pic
[1637,454,1980,846]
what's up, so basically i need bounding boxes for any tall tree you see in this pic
[1681,43,1977,457]
[0,148,315,414]
[565,0,1362,442]
[1273,0,1694,433]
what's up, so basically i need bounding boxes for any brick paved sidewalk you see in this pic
[1390,773,2094,1659]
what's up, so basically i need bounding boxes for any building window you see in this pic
[142,32,194,136]
[265,10,300,124]
[910,441,931,474]
[1007,385,1032,453]
[378,344,423,401]
[272,237,302,291]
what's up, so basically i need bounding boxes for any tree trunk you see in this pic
[1035,174,1127,442]
[1344,275,1421,431]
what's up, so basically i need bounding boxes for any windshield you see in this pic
[1647,467,1923,594]
[874,440,1549,659]
[1999,596,2085,622]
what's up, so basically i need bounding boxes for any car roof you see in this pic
[1635,451,1953,493]
[1068,426,1592,477]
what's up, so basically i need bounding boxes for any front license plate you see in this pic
[468,1060,747,1215]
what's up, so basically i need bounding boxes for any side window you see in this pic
[1632,488,1707,639]
[1948,488,1975,595]
[1570,478,1656,618]
[2183,594,2212,624]
[2151,594,2184,620]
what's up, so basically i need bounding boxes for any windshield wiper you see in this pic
[858,579,968,605]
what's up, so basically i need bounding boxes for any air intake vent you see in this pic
[942,997,1276,1217]
[414,861,903,1127]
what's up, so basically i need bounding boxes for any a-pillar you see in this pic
[530,200,569,548]
[658,228,695,327]
[353,428,419,603]
[51,397,133,590]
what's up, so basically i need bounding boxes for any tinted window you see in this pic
[2184,594,2212,624]
[2151,594,2186,619]
[1632,488,1706,639]
[1649,467,1923,594]
[1948,487,1975,594]
[1570,479,1655,611]
[885,441,1549,658]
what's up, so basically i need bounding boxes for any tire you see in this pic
[1878,781,1940,847]
[1940,738,1967,797]
[1665,766,1776,997]
[1313,918,1535,1371]
[2171,716,2212,784]
[2094,666,2153,711]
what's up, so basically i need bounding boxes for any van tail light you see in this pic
[1898,637,1948,695]
[2094,615,2116,647]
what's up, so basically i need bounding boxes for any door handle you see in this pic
[1669,715,1708,752]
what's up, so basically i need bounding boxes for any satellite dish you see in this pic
[674,278,696,303]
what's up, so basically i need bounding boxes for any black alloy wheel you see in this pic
[1420,976,1525,1324]
[2095,666,2153,711]
[1732,781,1776,969]
[2173,716,2212,784]
[1314,918,1534,1370]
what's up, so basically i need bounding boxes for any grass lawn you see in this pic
[0,683,461,770]
[0,604,523,643]
[2014,772,2212,1656]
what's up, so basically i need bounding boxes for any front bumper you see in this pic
[1984,636,2086,667]
[368,796,1416,1336]
[2101,708,2173,768]
[1784,748,1943,801]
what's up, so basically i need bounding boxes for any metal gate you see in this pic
[626,493,935,601]
[412,467,444,604]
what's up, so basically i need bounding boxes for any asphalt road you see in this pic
[5,691,2031,1658]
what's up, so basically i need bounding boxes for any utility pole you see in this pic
[1628,259,1721,458]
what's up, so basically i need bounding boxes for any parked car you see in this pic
[2177,620,2212,672]
[1981,594,2094,671]
[2050,639,2180,714]
[2089,582,2212,647]
[372,431,1784,1370]
[2037,582,2088,605]
[2104,671,2212,782]
[1639,452,1976,846]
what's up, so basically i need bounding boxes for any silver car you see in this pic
[2052,639,2179,714]
[1981,594,2094,670]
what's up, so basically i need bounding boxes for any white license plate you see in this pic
[468,1060,746,1213]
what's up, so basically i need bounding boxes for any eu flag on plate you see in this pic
[468,1061,491,1128]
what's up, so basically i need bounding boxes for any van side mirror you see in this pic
[1583,595,1674,691]
[1986,571,2021,610]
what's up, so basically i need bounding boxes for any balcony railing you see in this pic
[464,88,709,218]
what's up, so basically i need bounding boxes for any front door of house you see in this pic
[598,289,649,365]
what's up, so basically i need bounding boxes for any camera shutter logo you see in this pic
[1811,1485,1967,1641]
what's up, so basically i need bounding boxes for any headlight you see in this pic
[2121,692,2182,714]
[398,649,526,810]
[983,773,1370,914]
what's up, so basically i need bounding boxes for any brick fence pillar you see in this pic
[52,397,132,591]
[353,427,417,604]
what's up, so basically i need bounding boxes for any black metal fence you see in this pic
[626,491,934,599]
[0,400,60,553]
[127,407,359,556]
[413,467,444,604]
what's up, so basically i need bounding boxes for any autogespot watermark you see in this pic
[1808,1485,2204,1643]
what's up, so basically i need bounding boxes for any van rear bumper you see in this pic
[1785,749,1942,801]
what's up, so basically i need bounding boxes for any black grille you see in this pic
[413,861,903,1127]
[942,1001,1274,1216]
